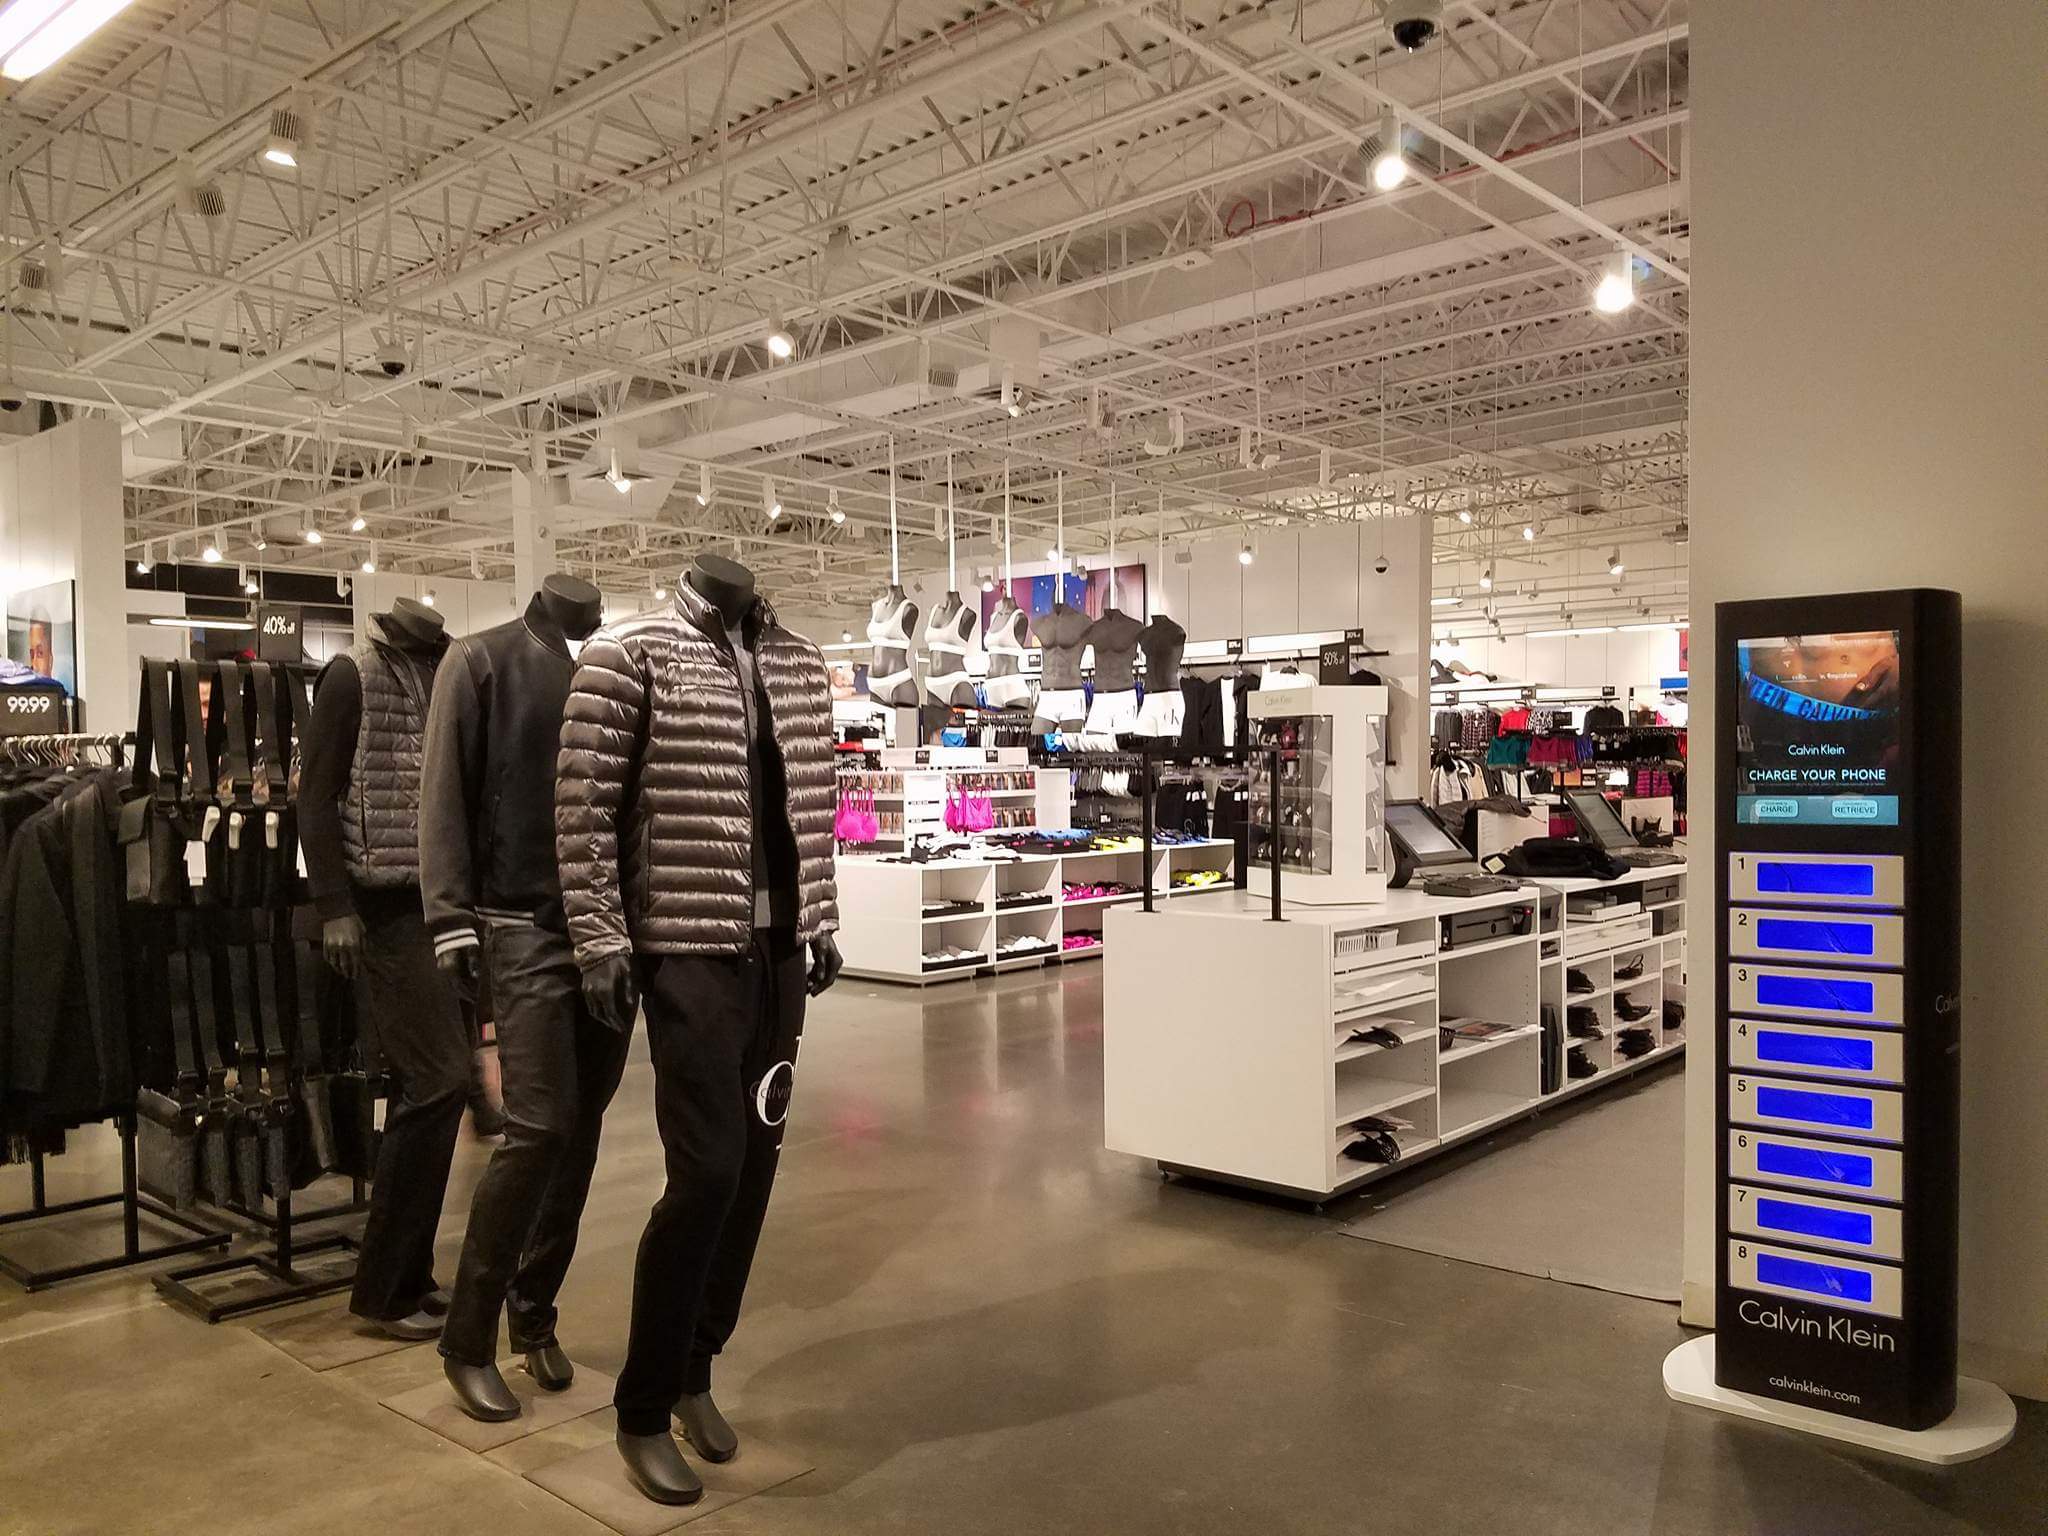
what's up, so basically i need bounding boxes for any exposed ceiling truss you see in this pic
[0,0,1691,626]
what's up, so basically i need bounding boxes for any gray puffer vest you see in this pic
[341,631,440,888]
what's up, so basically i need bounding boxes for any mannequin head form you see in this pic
[687,553,756,628]
[384,595,446,646]
[539,573,603,640]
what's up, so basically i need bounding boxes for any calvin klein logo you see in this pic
[754,1060,795,1128]
[1737,1298,1896,1354]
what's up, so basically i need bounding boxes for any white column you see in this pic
[511,455,558,596]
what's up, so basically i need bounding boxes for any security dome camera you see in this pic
[375,343,409,379]
[1373,555,1391,576]
[0,389,22,414]
[1385,0,1443,52]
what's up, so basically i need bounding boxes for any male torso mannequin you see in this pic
[922,591,979,709]
[419,574,628,1422]
[299,595,467,1340]
[1030,601,1092,732]
[557,553,842,1507]
[981,593,1034,711]
[866,583,920,707]
[1080,607,1146,735]
[1135,614,1188,739]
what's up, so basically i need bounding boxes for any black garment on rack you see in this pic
[1177,678,1223,756]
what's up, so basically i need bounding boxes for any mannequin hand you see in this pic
[807,933,843,997]
[434,944,480,993]
[322,914,367,979]
[582,955,640,1033]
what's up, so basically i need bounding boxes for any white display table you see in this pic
[1101,864,1687,1200]
[835,839,1238,985]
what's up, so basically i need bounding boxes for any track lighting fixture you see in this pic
[829,487,845,524]
[1594,251,1635,314]
[1238,542,1254,567]
[1048,545,1063,565]
[1457,505,1473,525]
[304,526,322,545]
[652,581,668,600]
[421,588,435,607]
[361,544,378,575]
[135,542,153,574]
[841,630,853,643]
[261,107,301,168]
[1522,522,1537,542]
[763,477,781,519]
[1369,109,1408,191]
[764,316,795,360]
[979,571,995,593]
[605,448,636,494]
[240,565,258,594]
[350,513,367,532]
[1479,564,1494,591]
[696,464,712,506]
[1607,549,1626,577]
[201,540,222,563]
[2,0,140,81]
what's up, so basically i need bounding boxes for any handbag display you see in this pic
[119,658,205,907]
[1484,837,1628,882]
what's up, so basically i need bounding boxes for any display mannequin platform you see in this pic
[1661,1335,2015,1465]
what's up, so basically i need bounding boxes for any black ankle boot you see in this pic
[675,1392,739,1463]
[524,1342,574,1392]
[444,1357,521,1423]
[616,1430,703,1506]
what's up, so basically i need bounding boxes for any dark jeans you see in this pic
[347,888,470,1323]
[613,929,806,1436]
[440,921,629,1366]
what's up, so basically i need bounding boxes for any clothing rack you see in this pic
[0,1110,230,1291]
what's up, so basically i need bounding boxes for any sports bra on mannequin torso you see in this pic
[867,586,920,705]
[923,593,979,706]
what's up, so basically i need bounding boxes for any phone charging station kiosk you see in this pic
[1663,588,2015,1462]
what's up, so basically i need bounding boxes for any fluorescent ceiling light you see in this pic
[149,616,254,632]
[1249,631,1339,654]
[0,0,134,81]
[1527,626,1619,639]
[1430,595,1462,607]
[1618,621,1682,632]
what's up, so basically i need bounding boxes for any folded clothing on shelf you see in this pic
[1061,880,1136,902]
[1061,930,1103,951]
[1172,868,1225,890]
[993,933,1057,959]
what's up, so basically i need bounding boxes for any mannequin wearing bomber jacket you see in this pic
[555,555,840,1507]
[419,577,626,1423]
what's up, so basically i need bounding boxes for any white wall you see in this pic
[0,417,125,729]
[1689,2,2048,1398]
[1435,626,1685,699]
[350,572,520,642]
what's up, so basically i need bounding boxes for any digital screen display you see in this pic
[1755,917,1876,957]
[1757,1250,1875,1304]
[1385,801,1467,862]
[1756,1084,1876,1130]
[1755,1140,1874,1188]
[1756,972,1876,1015]
[1756,1197,1875,1248]
[1735,631,1902,827]
[1756,860,1876,897]
[1756,1029,1876,1073]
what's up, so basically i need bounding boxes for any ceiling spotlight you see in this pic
[422,588,436,607]
[1521,522,1536,542]
[1479,564,1494,591]
[828,487,845,525]
[253,533,267,550]
[606,448,636,494]
[350,513,367,532]
[762,477,782,519]
[1,0,138,80]
[1594,251,1635,314]
[1369,109,1408,191]
[1048,545,1063,564]
[361,544,378,575]
[696,464,712,506]
[1238,542,1254,567]
[1607,548,1626,577]
[841,629,853,643]
[240,565,258,594]
[303,525,322,545]
[979,572,995,593]
[1457,506,1473,525]
[652,582,668,600]
[764,316,795,360]
[261,108,301,169]
[201,540,222,563]
[134,542,153,574]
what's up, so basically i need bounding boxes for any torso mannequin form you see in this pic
[1080,607,1146,735]
[1030,601,1093,730]
[923,592,980,708]
[867,584,920,707]
[1134,614,1188,738]
[982,595,1033,710]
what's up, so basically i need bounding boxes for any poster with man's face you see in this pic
[5,579,77,695]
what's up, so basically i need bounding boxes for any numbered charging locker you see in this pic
[1715,589,1960,1431]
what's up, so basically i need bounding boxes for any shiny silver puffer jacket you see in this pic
[556,584,839,969]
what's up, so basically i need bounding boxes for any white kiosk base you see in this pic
[1662,1335,2016,1465]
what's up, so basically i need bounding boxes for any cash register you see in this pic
[1384,800,1523,901]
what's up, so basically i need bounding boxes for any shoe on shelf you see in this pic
[1615,996,1653,1023]
[1566,1005,1605,1040]
[1614,957,1646,982]
[1663,999,1686,1031]
[1566,968,1595,996]
[1567,1047,1598,1080]
[1340,1130,1402,1164]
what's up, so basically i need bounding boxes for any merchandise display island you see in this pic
[1102,864,1687,1200]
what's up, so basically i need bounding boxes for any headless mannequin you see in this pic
[1030,601,1093,731]
[1139,614,1186,691]
[866,583,920,708]
[321,597,447,975]
[582,556,843,1032]
[1083,608,1145,691]
[437,575,601,993]
[922,590,979,708]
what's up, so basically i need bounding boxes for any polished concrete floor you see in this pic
[1,963,2041,1535]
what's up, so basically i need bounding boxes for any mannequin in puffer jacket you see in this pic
[556,554,839,1508]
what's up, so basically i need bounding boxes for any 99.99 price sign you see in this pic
[1,688,64,735]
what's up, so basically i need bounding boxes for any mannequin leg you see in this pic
[349,892,468,1325]
[612,945,771,1437]
[684,929,806,1394]
[505,961,630,1354]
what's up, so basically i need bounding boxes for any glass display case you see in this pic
[1248,684,1388,905]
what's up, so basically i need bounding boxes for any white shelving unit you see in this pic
[835,839,1240,985]
[836,746,1070,849]
[1102,865,1687,1199]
